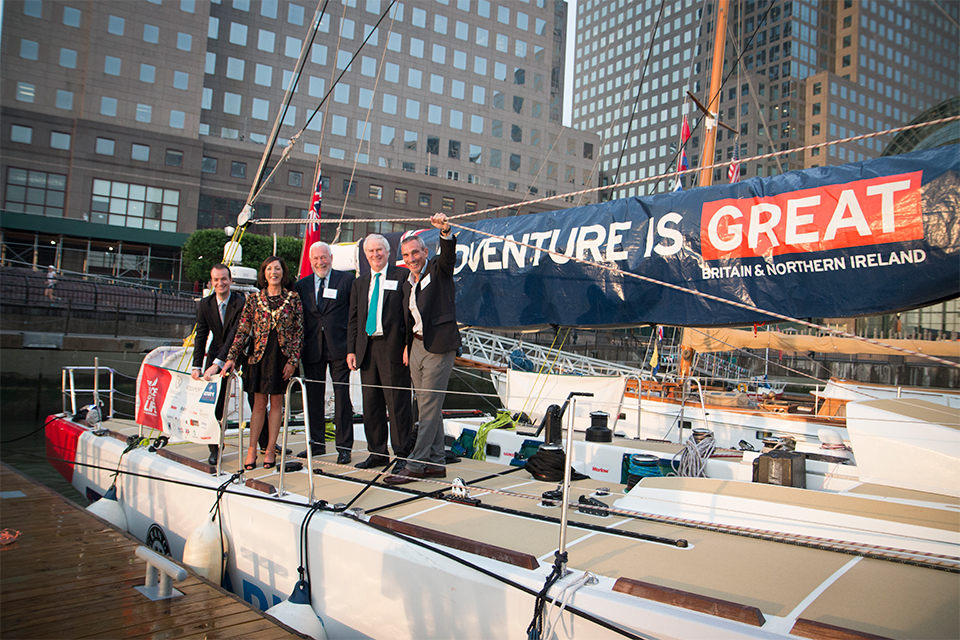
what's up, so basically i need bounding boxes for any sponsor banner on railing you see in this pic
[136,364,221,443]
[413,146,960,329]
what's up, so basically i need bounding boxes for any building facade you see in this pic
[571,0,957,196]
[1,0,600,285]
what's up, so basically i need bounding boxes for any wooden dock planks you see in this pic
[0,463,308,640]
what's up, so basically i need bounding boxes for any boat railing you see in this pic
[675,376,709,444]
[62,359,115,419]
[215,372,246,477]
[278,377,315,502]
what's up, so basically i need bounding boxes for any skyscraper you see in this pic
[571,0,957,196]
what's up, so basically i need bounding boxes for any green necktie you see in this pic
[365,272,380,335]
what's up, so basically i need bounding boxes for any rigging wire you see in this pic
[647,0,780,194]
[257,113,960,229]
[609,0,668,190]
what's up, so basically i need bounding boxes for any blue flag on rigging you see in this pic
[298,163,323,280]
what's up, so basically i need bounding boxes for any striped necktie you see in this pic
[218,301,226,324]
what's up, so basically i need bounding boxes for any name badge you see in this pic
[322,288,337,299]
[383,279,399,291]
[419,274,431,290]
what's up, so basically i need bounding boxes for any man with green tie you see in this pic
[346,234,413,469]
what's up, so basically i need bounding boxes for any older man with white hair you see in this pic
[347,234,414,469]
[294,241,355,463]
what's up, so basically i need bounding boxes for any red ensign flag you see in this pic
[298,163,323,279]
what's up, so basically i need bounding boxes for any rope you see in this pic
[672,431,717,478]
[471,411,515,461]
[526,550,568,640]
[543,571,598,640]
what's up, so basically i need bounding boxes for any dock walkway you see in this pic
[0,463,307,640]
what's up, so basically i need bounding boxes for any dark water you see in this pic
[1,371,139,505]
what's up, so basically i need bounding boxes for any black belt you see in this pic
[413,333,423,341]
[368,334,385,340]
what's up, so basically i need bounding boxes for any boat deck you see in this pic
[92,419,960,639]
[0,463,308,640]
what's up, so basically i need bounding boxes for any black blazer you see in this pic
[294,269,354,363]
[193,291,246,370]
[403,235,462,354]
[348,264,409,365]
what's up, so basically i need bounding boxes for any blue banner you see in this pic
[416,146,960,329]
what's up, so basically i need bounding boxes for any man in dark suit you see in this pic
[192,264,246,466]
[294,241,355,463]
[385,214,462,484]
[346,234,413,469]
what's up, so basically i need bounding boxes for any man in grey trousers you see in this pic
[385,214,461,484]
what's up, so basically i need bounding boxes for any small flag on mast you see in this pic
[298,162,323,280]
[728,142,741,184]
[673,116,692,192]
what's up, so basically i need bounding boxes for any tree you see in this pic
[182,230,303,283]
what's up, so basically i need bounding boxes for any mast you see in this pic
[697,0,730,187]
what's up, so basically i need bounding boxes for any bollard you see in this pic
[134,546,187,601]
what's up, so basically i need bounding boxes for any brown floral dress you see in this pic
[227,289,303,395]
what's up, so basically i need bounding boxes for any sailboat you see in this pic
[43,0,960,637]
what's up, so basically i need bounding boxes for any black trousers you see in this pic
[359,340,413,458]
[303,357,353,452]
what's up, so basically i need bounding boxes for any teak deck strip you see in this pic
[0,463,307,640]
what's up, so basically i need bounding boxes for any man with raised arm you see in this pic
[385,214,462,484]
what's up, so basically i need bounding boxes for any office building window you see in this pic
[107,15,124,35]
[395,189,408,204]
[96,138,115,156]
[132,144,150,162]
[369,185,383,200]
[342,180,357,196]
[4,167,66,216]
[20,39,39,60]
[196,195,262,230]
[16,83,35,103]
[144,24,159,43]
[202,157,218,173]
[231,162,246,178]
[50,132,71,150]
[165,150,183,167]
[288,171,303,188]
[63,6,81,26]
[419,193,431,207]
[136,104,152,123]
[60,48,78,68]
[442,197,455,211]
[91,179,179,231]
[10,125,33,144]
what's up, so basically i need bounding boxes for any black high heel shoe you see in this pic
[244,453,258,471]
[262,457,276,469]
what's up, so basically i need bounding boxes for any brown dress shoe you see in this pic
[383,467,426,485]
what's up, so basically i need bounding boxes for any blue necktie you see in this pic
[365,273,380,335]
